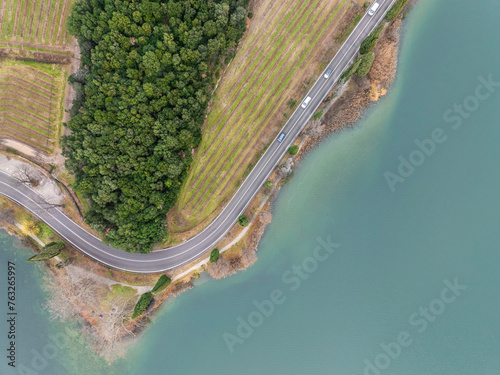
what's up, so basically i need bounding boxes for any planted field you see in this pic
[0,0,74,45]
[171,0,357,231]
[0,59,66,153]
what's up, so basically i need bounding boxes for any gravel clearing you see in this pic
[0,153,64,204]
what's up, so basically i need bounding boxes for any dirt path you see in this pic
[62,38,80,127]
[0,138,39,157]
[0,39,72,52]
[0,129,49,154]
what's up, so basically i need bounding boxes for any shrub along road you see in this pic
[0,0,397,273]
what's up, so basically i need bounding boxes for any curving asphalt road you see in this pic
[0,0,397,273]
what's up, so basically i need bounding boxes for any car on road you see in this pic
[277,133,286,143]
[324,68,333,79]
[368,2,380,16]
[301,96,312,108]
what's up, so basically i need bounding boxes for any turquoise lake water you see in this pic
[2,0,500,373]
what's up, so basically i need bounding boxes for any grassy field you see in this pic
[0,0,74,45]
[170,0,363,231]
[0,59,67,153]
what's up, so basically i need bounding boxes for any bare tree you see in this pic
[12,166,65,212]
[14,164,40,187]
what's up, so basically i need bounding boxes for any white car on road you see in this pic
[368,2,380,16]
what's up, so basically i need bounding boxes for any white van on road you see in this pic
[368,2,380,16]
[301,96,312,108]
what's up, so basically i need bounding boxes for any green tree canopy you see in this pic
[132,292,153,319]
[151,275,172,294]
[341,52,375,80]
[209,248,220,263]
[238,215,249,227]
[27,242,65,262]
[385,0,409,22]
[354,52,375,77]
[65,0,250,253]
[359,24,384,54]
[288,145,299,155]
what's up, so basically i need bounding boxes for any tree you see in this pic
[359,24,384,54]
[354,52,375,77]
[264,181,272,188]
[132,292,153,319]
[287,99,297,108]
[341,52,375,81]
[385,0,409,21]
[340,58,362,81]
[238,215,249,227]
[27,242,65,262]
[209,248,220,263]
[288,145,299,155]
[21,220,40,236]
[151,275,171,294]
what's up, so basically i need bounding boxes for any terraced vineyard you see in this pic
[0,0,74,45]
[172,0,356,231]
[0,59,66,153]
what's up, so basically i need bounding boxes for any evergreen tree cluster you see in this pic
[64,0,250,253]
[27,242,65,262]
[359,24,384,55]
[385,0,409,22]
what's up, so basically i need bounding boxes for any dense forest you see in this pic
[64,0,249,253]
